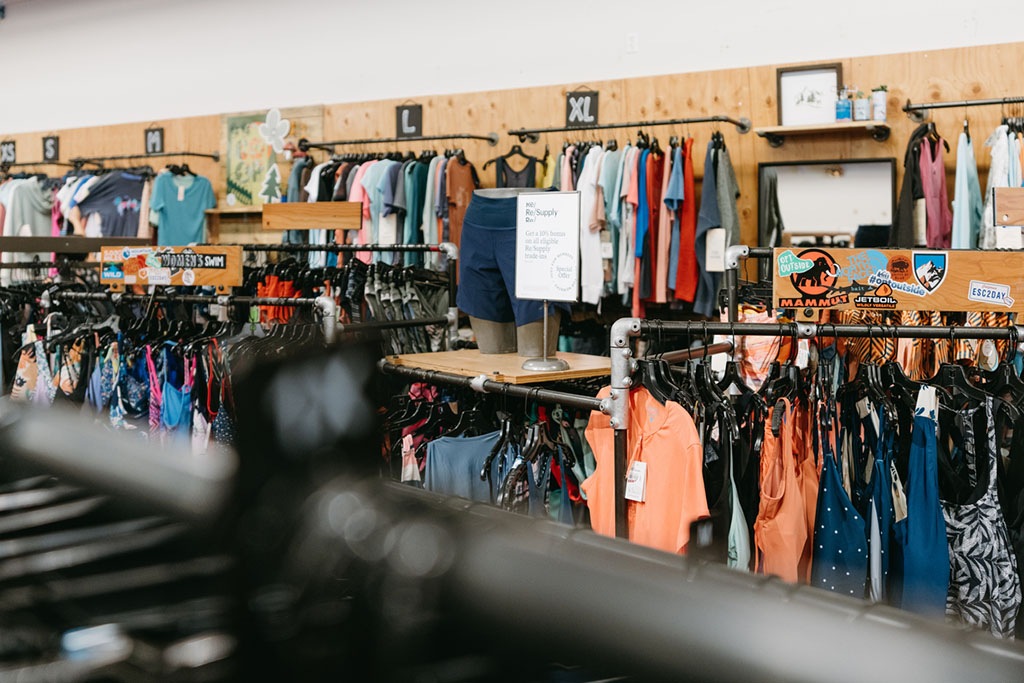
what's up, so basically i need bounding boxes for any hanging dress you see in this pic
[940,397,1021,637]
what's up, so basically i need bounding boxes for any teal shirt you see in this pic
[359,160,395,244]
[152,174,216,246]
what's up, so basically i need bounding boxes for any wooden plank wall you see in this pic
[5,41,1024,249]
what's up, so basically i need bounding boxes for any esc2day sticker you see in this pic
[182,269,196,286]
[968,280,1014,308]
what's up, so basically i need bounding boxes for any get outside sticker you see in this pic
[774,247,1024,311]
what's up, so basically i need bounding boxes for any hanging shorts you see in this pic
[456,193,570,326]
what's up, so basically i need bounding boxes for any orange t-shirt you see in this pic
[582,386,709,554]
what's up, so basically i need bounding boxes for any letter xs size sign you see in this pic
[565,91,599,128]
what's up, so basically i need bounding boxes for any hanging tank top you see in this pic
[940,397,1021,638]
[812,414,869,598]
[754,398,808,583]
[495,157,536,189]
[895,386,950,617]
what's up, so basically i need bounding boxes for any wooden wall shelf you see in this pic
[755,120,891,147]
[262,202,361,232]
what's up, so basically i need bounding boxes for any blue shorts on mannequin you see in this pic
[456,192,571,326]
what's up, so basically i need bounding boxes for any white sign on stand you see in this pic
[515,191,581,302]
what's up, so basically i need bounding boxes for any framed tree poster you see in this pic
[225,114,274,206]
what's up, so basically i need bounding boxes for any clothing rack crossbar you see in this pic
[508,115,752,143]
[0,236,151,253]
[298,133,500,153]
[0,161,77,170]
[236,243,451,253]
[50,290,323,308]
[654,341,734,363]
[378,361,606,413]
[903,95,1024,121]
[0,260,100,270]
[339,317,448,334]
[69,151,220,166]
[636,320,1024,340]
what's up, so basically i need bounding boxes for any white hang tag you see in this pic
[795,339,810,369]
[706,228,726,272]
[625,461,647,502]
[855,397,870,419]
[600,240,614,259]
[177,185,186,202]
[994,225,1024,249]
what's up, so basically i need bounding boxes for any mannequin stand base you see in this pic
[521,356,570,372]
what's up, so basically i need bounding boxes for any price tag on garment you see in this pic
[624,461,647,503]
[891,462,908,523]
[994,226,1024,250]
[177,185,186,202]
[515,191,581,302]
[600,240,614,260]
[855,397,870,419]
[705,228,726,272]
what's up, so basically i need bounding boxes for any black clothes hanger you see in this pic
[717,359,752,397]
[925,122,951,153]
[483,144,532,170]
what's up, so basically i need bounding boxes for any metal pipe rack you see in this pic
[607,317,1024,539]
[298,133,500,153]
[378,360,608,414]
[903,95,1024,122]
[236,241,460,347]
[508,114,752,143]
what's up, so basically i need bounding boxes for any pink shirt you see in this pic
[347,161,377,262]
[560,146,576,192]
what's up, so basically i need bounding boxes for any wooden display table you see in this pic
[387,349,610,384]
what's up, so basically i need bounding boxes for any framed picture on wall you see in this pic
[776,63,842,126]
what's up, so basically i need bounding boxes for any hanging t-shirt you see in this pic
[76,172,146,238]
[151,173,216,246]
[583,385,709,554]
[447,158,478,249]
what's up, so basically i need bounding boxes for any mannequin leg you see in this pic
[470,317,517,354]
[516,309,561,357]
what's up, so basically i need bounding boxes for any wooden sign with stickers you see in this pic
[772,247,1024,312]
[100,245,243,292]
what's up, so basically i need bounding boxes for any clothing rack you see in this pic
[0,160,78,171]
[236,241,460,326]
[0,260,99,270]
[45,290,340,343]
[297,133,500,153]
[723,245,773,322]
[903,95,1024,122]
[68,151,220,167]
[7,407,1022,683]
[508,115,753,143]
[378,360,608,413]
[607,317,1024,539]
[0,236,150,253]
[46,290,454,348]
